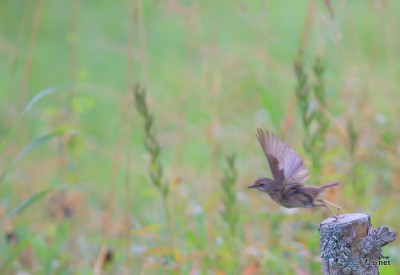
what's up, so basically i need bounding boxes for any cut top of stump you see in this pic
[319,213,371,247]
[320,213,370,226]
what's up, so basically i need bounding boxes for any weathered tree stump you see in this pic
[318,213,397,275]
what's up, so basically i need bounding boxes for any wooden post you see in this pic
[318,213,397,275]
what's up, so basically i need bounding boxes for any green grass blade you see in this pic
[0,187,53,227]
[0,130,64,184]
[22,86,65,115]
[14,129,65,163]
[0,241,29,271]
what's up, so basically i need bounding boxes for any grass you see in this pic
[1,0,400,274]
[294,52,329,175]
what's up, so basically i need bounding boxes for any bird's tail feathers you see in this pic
[320,181,340,190]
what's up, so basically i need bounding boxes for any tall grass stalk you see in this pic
[124,2,137,271]
[21,0,42,105]
[220,153,239,237]
[123,146,132,273]
[294,52,329,175]
[220,153,240,270]
[133,85,173,248]
[300,0,317,51]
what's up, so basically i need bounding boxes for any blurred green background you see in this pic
[1,0,399,274]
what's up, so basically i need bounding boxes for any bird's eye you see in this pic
[259,183,264,186]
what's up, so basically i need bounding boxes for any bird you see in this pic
[248,129,341,219]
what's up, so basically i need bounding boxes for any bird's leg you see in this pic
[314,201,338,220]
[320,199,341,216]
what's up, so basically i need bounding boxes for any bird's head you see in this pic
[248,177,276,193]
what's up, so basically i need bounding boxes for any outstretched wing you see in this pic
[256,129,285,183]
[280,141,310,187]
[256,129,310,187]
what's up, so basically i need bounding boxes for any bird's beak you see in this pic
[248,183,258,188]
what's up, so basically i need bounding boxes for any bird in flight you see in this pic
[248,129,341,219]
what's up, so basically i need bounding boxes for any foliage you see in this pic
[294,52,329,175]
[133,85,169,199]
[220,153,239,237]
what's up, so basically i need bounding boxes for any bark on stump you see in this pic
[318,213,397,275]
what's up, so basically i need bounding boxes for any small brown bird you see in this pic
[248,129,341,218]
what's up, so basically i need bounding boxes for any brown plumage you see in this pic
[248,129,341,218]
